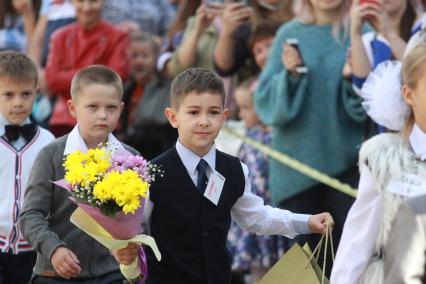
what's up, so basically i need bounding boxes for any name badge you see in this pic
[386,173,426,198]
[204,170,225,206]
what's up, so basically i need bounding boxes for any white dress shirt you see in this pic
[142,140,311,238]
[63,124,124,155]
[331,124,426,284]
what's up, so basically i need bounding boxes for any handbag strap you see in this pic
[306,221,334,284]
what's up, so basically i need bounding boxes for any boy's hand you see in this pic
[308,212,334,235]
[112,243,139,265]
[51,247,81,279]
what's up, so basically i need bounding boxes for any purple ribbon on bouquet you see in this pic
[138,246,148,283]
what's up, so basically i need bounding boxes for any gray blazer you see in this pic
[20,135,137,278]
[384,194,426,284]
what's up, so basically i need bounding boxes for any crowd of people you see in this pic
[1,0,426,283]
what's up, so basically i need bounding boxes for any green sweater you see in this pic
[254,20,366,204]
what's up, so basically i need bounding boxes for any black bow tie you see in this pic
[5,123,37,142]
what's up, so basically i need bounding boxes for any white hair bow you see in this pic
[360,60,411,131]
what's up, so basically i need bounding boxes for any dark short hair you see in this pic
[70,65,123,100]
[170,68,225,109]
[248,20,280,51]
[0,51,38,85]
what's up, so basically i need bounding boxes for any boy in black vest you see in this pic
[115,68,334,284]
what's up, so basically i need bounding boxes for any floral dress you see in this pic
[227,126,288,271]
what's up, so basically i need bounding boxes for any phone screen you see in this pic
[205,0,225,15]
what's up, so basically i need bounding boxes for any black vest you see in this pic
[146,147,245,284]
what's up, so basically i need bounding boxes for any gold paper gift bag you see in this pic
[259,224,333,284]
[258,243,329,284]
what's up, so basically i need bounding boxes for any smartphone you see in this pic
[285,38,308,74]
[205,0,225,15]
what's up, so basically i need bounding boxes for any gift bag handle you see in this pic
[306,220,334,284]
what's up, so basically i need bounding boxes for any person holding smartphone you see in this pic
[254,0,367,275]
[213,0,293,78]
[349,0,424,95]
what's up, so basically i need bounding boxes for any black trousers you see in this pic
[0,251,36,284]
[31,271,124,284]
[278,166,359,277]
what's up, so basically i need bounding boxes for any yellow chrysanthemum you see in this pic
[92,169,148,214]
[93,171,120,202]
[88,148,111,172]
[63,148,111,186]
[64,165,86,185]
[63,150,85,171]
[63,147,151,215]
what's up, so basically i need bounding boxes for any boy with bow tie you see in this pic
[0,51,54,284]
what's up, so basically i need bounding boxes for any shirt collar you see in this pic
[409,123,426,161]
[0,113,31,136]
[63,124,124,155]
[175,139,216,175]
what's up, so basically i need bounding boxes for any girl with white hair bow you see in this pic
[331,34,426,284]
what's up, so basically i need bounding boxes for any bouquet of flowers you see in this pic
[53,144,162,282]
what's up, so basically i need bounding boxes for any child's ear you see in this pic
[402,85,414,107]
[164,107,178,129]
[223,108,230,120]
[120,102,124,112]
[67,99,77,119]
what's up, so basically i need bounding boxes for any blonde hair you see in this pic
[293,0,350,42]
[401,43,426,137]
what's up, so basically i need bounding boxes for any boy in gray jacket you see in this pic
[20,65,137,283]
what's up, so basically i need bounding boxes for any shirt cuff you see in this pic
[292,214,311,234]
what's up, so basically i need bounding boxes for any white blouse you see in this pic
[331,124,426,284]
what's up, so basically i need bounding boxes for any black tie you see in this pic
[4,123,37,142]
[196,159,209,193]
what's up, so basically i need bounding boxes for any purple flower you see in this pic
[109,151,164,184]
[111,153,149,176]
[124,156,148,175]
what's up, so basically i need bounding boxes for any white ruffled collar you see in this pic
[410,124,426,161]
